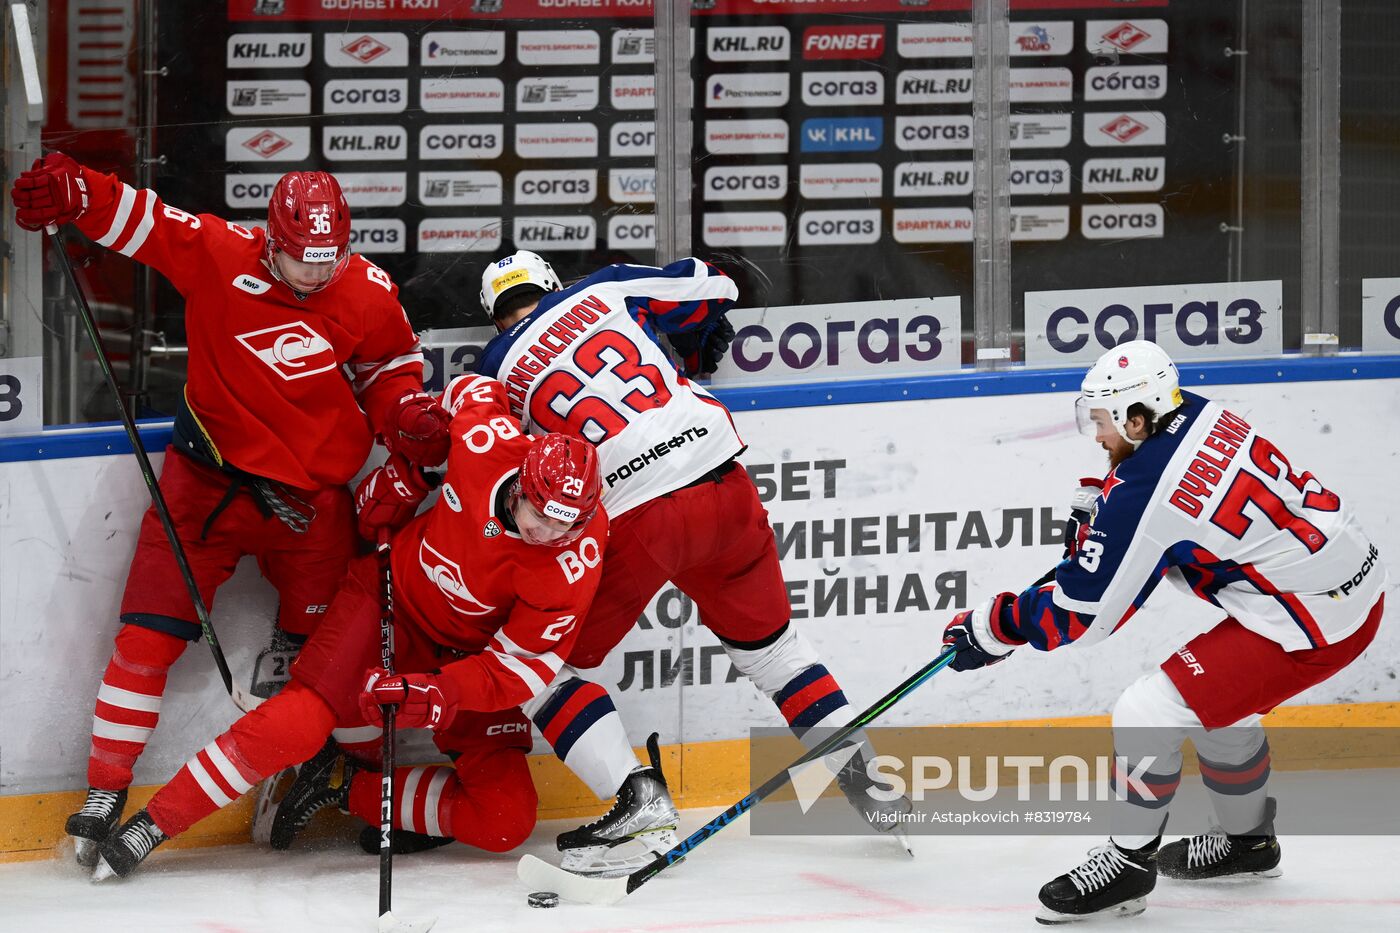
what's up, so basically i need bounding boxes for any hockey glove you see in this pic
[11,153,89,232]
[1062,477,1104,560]
[359,668,461,731]
[353,453,429,541]
[941,593,1025,672]
[670,315,736,378]
[384,391,452,467]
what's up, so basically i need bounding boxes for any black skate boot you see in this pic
[1036,840,1158,924]
[92,809,167,881]
[269,741,357,850]
[66,787,127,868]
[833,744,915,856]
[556,733,680,877]
[358,825,455,856]
[1159,797,1281,880]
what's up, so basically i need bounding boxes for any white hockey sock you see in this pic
[525,673,640,800]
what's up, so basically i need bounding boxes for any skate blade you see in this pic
[560,829,679,878]
[1035,897,1146,924]
[73,837,101,869]
[887,826,914,858]
[91,857,119,883]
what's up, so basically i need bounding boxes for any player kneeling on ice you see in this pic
[9,155,449,867]
[92,376,607,880]
[475,251,912,877]
[940,340,1386,924]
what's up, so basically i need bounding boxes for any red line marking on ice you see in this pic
[799,871,924,913]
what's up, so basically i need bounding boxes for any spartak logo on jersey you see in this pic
[419,539,496,615]
[1101,23,1151,52]
[234,321,338,381]
[1100,115,1148,144]
[242,130,294,159]
[343,35,390,64]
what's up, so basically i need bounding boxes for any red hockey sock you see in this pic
[146,681,335,838]
[87,625,188,790]
[347,755,536,853]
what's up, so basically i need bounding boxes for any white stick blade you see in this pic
[516,854,630,906]
[378,909,437,933]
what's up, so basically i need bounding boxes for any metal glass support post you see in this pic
[653,0,693,265]
[4,1,47,362]
[1300,0,1341,354]
[972,0,1011,369]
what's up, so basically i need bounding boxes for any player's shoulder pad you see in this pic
[341,253,401,304]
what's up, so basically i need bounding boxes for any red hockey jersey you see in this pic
[74,167,424,490]
[389,375,609,712]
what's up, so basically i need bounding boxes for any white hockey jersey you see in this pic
[999,391,1386,653]
[476,259,744,518]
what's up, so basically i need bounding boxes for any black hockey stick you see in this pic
[373,532,436,933]
[45,226,259,713]
[518,646,962,905]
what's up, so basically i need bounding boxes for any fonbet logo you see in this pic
[704,165,788,202]
[707,73,789,109]
[802,71,884,107]
[420,539,495,616]
[228,127,309,162]
[421,31,504,67]
[322,126,407,161]
[227,33,311,68]
[798,210,880,246]
[515,170,597,206]
[803,25,884,60]
[707,27,789,62]
[323,79,407,114]
[419,124,503,160]
[235,321,338,381]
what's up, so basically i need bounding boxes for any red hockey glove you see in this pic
[1063,477,1105,560]
[358,668,461,731]
[384,391,452,467]
[353,453,429,541]
[941,593,1024,672]
[11,153,89,232]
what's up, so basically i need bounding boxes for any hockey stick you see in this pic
[517,647,961,905]
[373,532,437,933]
[45,226,261,714]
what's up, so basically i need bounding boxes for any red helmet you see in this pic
[265,171,352,290]
[516,433,601,544]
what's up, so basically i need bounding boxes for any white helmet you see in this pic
[479,250,562,318]
[1075,340,1183,446]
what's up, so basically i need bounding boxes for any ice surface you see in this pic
[3,806,1397,933]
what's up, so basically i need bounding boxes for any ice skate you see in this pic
[92,809,166,881]
[556,733,679,877]
[832,744,915,856]
[65,787,127,868]
[1159,797,1281,880]
[1036,840,1157,924]
[269,740,357,850]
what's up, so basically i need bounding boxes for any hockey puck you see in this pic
[527,891,559,909]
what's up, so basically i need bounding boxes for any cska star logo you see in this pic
[483,519,502,538]
[1100,467,1124,500]
[234,321,338,381]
